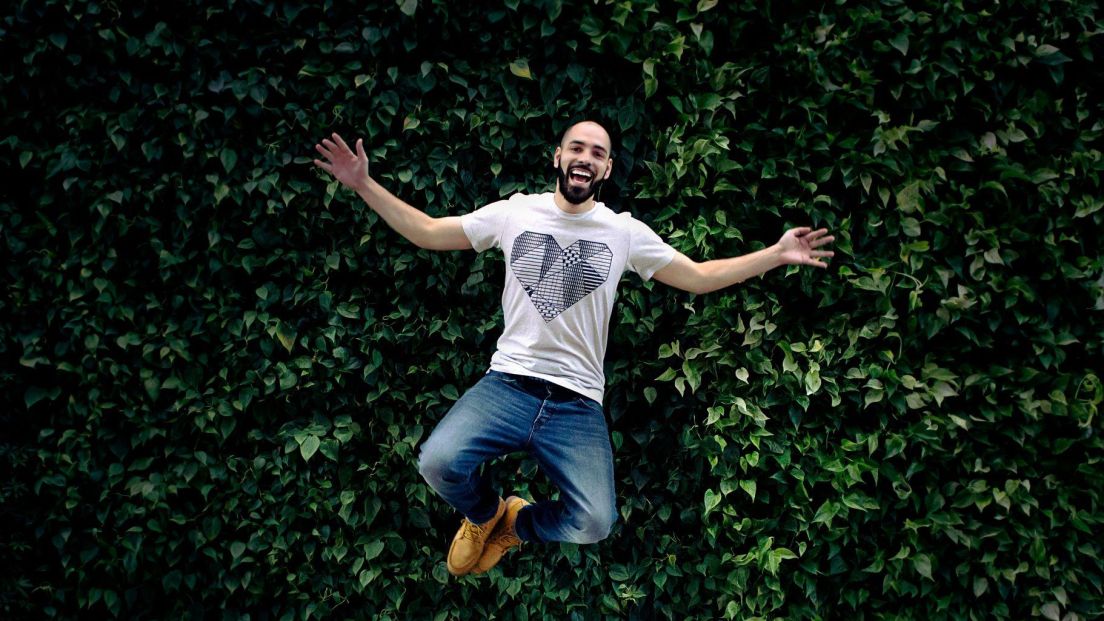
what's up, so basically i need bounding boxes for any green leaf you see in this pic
[885,435,906,459]
[300,436,320,461]
[319,439,339,461]
[509,59,532,80]
[358,568,379,588]
[896,181,921,213]
[643,67,658,98]
[24,386,57,408]
[913,554,933,580]
[336,303,360,319]
[144,378,160,401]
[767,547,797,574]
[812,500,837,524]
[763,549,784,575]
[364,540,385,561]
[664,35,686,60]
[1074,197,1103,218]
[609,565,631,581]
[864,389,884,408]
[773,547,797,560]
[931,381,957,405]
[804,367,821,394]
[1031,169,1059,184]
[1035,45,1072,65]
[220,148,238,173]
[276,321,297,353]
[973,576,988,597]
[739,480,756,501]
[889,32,909,55]
[330,545,348,562]
[230,541,246,559]
[704,489,721,515]
[398,0,418,17]
[842,493,879,511]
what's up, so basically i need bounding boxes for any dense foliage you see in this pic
[3,0,1102,618]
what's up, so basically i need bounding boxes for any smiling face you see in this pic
[554,121,613,205]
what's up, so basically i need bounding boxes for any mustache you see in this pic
[555,162,599,179]
[553,163,605,204]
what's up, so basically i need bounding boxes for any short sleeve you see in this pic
[626,216,677,281]
[459,199,512,252]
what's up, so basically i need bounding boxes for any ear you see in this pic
[603,157,614,180]
[553,146,561,169]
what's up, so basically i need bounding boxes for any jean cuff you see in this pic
[513,505,541,543]
[466,496,502,525]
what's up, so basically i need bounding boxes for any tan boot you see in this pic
[471,496,530,575]
[446,497,506,576]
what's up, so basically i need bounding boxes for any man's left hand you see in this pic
[776,227,835,268]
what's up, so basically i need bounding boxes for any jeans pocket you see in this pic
[488,370,522,387]
[487,369,525,388]
[573,396,603,413]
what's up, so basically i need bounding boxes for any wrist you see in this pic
[769,242,786,266]
[355,175,375,197]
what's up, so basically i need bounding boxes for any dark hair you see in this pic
[557,119,616,157]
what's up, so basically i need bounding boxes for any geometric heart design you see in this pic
[510,231,613,322]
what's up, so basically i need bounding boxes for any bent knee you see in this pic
[570,508,617,544]
[416,443,455,488]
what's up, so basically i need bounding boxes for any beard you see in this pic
[555,163,605,205]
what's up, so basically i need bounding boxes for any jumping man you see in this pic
[312,121,834,576]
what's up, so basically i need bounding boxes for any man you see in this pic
[312,121,834,576]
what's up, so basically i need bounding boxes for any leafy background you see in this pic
[3,0,1103,619]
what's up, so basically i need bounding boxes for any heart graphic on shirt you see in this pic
[510,231,613,322]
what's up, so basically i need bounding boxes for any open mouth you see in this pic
[568,166,594,184]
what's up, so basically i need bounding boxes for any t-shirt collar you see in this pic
[549,193,601,220]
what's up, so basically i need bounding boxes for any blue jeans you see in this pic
[417,371,617,544]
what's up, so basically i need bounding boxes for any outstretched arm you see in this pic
[312,132,471,251]
[653,227,835,294]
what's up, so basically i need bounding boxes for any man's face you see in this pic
[554,123,613,205]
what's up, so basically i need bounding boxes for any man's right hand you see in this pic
[313,132,369,193]
[309,131,472,251]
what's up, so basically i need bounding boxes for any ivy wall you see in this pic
[3,0,1102,619]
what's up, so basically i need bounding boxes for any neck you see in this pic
[553,186,596,215]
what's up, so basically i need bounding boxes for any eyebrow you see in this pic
[567,140,609,155]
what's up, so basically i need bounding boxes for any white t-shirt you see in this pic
[460,192,676,403]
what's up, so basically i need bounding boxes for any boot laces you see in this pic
[459,519,488,543]
[489,524,520,549]
[495,531,521,548]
